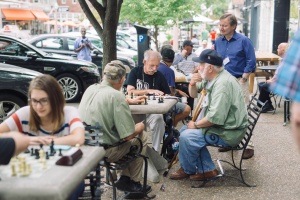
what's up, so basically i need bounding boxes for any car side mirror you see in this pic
[93,50,101,56]
[26,51,38,59]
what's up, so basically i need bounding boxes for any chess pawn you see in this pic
[39,149,44,163]
[11,163,17,176]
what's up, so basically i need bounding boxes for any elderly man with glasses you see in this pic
[74,27,93,62]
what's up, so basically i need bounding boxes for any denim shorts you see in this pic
[171,102,187,114]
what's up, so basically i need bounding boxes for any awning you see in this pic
[31,10,49,21]
[1,9,35,20]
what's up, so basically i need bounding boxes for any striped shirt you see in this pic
[4,106,83,136]
[271,30,300,102]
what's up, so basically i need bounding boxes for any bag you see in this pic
[163,128,180,162]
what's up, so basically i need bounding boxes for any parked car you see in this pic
[61,31,138,64]
[0,63,42,123]
[27,34,137,74]
[0,35,100,102]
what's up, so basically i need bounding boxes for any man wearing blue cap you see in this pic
[170,49,247,180]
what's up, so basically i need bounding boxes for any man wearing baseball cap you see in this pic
[172,39,198,74]
[78,61,151,195]
[158,48,191,127]
[170,49,247,181]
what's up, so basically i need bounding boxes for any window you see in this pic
[0,40,29,56]
[33,37,64,50]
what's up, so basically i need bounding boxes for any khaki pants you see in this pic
[239,78,254,150]
[105,131,147,182]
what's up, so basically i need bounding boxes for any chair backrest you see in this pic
[235,95,267,149]
[84,122,104,146]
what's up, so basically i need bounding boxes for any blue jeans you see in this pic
[179,125,229,174]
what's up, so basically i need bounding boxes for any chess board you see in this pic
[126,95,179,105]
[0,146,79,180]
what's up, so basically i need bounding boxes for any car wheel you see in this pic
[0,94,26,123]
[57,73,82,102]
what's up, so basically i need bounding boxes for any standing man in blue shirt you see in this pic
[74,27,93,62]
[214,13,256,159]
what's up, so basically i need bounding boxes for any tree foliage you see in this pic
[120,0,201,50]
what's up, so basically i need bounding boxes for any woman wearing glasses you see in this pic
[0,74,84,146]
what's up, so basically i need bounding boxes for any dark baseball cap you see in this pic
[182,40,193,47]
[161,48,175,62]
[192,49,223,67]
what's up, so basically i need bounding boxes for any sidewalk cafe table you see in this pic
[248,51,282,93]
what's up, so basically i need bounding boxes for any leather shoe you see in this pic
[131,181,152,193]
[218,147,231,152]
[242,149,254,159]
[169,168,192,180]
[190,169,219,181]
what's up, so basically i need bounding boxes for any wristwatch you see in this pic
[242,77,248,82]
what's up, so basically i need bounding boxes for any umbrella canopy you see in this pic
[183,14,213,23]
[62,20,78,27]
[44,20,62,26]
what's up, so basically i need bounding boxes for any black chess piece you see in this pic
[39,144,43,149]
[46,152,49,160]
[30,148,34,156]
[24,148,30,154]
[59,149,63,156]
[144,97,148,105]
[50,139,55,156]
[35,149,40,159]
[153,95,156,100]
[147,93,151,100]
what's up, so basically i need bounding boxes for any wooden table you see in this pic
[257,65,278,76]
[0,146,105,200]
[249,52,281,93]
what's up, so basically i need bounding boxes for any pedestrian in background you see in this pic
[214,13,256,159]
[74,27,93,62]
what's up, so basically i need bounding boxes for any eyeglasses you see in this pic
[29,98,49,106]
[81,31,86,33]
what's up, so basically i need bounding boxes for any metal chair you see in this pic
[84,122,155,200]
[194,95,267,188]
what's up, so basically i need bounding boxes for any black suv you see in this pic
[0,35,100,102]
[27,34,136,74]
[0,63,42,123]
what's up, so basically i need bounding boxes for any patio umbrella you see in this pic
[62,20,77,27]
[44,20,62,26]
[182,14,213,23]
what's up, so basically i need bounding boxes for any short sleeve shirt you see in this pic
[126,66,171,94]
[158,62,175,88]
[4,106,83,136]
[196,70,248,146]
[74,36,93,62]
[78,81,135,145]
